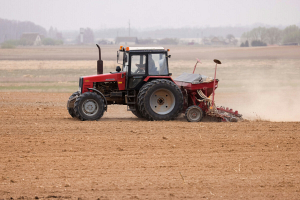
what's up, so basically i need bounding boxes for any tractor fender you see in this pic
[87,88,108,111]
[143,76,174,82]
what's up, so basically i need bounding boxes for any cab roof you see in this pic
[127,47,165,51]
[120,46,168,52]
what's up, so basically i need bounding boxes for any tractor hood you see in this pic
[81,72,125,82]
[79,72,126,93]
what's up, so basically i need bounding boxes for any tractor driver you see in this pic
[135,63,145,74]
[148,54,159,75]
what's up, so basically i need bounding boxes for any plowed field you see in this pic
[1,92,299,199]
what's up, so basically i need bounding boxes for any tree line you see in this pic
[0,18,65,48]
[241,25,300,47]
[0,18,47,43]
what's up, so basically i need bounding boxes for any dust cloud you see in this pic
[214,59,300,122]
[229,86,300,122]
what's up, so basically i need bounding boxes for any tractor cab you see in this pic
[117,46,171,90]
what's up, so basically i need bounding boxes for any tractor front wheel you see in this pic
[185,105,203,122]
[74,92,105,121]
[67,91,80,118]
[138,79,183,121]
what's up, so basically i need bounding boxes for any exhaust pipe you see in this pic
[96,44,103,74]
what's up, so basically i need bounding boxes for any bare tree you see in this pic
[249,27,268,42]
[266,27,282,45]
[241,32,251,42]
[83,28,94,44]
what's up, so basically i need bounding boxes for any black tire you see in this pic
[74,92,105,121]
[67,91,80,118]
[185,105,203,122]
[137,85,154,121]
[137,79,183,121]
[131,108,144,118]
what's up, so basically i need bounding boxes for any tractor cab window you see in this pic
[148,53,168,75]
[131,55,146,74]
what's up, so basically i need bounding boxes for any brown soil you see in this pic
[0,92,299,199]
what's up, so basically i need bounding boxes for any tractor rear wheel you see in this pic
[67,91,80,118]
[131,108,143,118]
[137,79,183,121]
[74,92,105,121]
[131,105,143,118]
[185,105,203,122]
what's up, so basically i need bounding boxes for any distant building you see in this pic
[202,38,211,45]
[78,28,94,44]
[115,37,138,45]
[20,33,43,46]
[211,37,226,46]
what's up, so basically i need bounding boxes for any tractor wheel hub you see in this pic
[157,97,165,105]
[190,110,201,120]
[150,88,175,115]
[82,99,99,116]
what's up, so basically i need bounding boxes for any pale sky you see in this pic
[1,0,300,30]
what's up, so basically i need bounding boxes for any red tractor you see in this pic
[67,45,242,122]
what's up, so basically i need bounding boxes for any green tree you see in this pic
[1,40,18,48]
[282,25,300,44]
[249,27,268,43]
[251,40,267,46]
[18,38,34,46]
[42,38,63,45]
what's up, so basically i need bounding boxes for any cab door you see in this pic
[127,53,147,89]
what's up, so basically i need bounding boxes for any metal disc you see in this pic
[82,99,99,116]
[150,89,175,115]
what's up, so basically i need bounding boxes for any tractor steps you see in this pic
[126,90,137,111]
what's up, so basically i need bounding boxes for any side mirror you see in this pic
[168,55,171,58]
[124,54,128,63]
[116,66,121,72]
[117,51,119,63]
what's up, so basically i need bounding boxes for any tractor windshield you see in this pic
[148,53,168,75]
